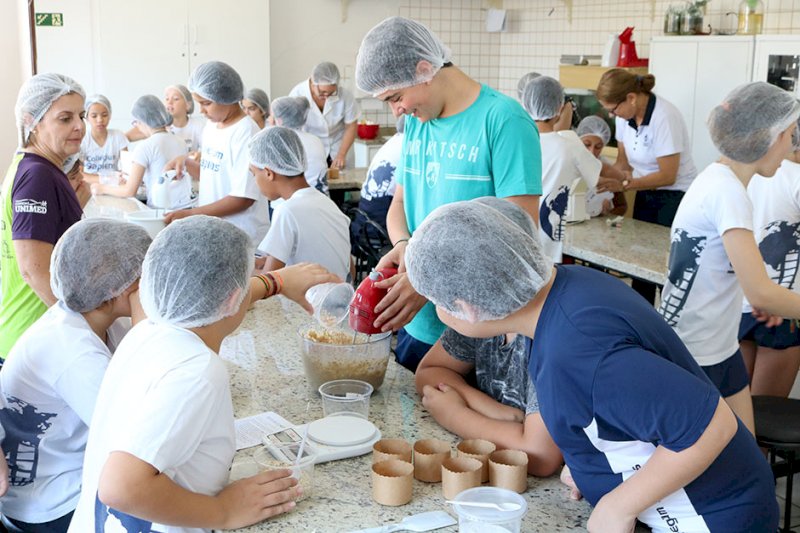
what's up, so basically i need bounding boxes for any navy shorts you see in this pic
[701,350,750,397]
[395,328,434,373]
[738,312,800,350]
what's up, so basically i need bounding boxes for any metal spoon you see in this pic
[445,500,522,512]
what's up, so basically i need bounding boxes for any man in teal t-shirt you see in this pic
[356,16,542,371]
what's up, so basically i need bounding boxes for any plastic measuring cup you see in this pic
[253,444,316,501]
[305,282,354,328]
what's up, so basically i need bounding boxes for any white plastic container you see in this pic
[126,210,166,239]
[601,33,620,67]
[450,487,528,533]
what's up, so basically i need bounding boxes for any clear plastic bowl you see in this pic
[304,283,354,328]
[450,487,528,533]
[299,327,392,391]
[319,379,373,418]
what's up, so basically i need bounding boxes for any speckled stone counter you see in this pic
[563,217,670,285]
[220,297,593,533]
[329,168,367,192]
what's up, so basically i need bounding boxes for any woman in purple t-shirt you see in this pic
[0,73,91,361]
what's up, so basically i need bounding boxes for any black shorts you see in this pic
[738,312,800,350]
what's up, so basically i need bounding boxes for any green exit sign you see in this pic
[35,13,63,27]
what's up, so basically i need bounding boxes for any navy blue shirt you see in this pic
[530,265,777,532]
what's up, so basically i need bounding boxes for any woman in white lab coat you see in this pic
[289,61,361,170]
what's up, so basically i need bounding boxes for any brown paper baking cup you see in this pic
[441,456,483,499]
[489,449,529,493]
[456,439,497,483]
[373,438,413,464]
[413,439,451,482]
[372,459,413,506]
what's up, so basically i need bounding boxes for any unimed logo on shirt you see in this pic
[14,199,47,214]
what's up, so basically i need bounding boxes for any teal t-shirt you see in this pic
[398,84,542,345]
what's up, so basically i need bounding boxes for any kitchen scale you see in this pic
[236,411,381,464]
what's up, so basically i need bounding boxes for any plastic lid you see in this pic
[450,487,528,522]
[307,415,377,446]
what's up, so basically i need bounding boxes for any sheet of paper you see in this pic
[486,8,507,32]
[235,412,293,450]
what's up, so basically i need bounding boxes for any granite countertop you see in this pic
[220,297,593,532]
[328,167,367,191]
[563,217,670,285]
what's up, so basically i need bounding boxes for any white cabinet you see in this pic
[354,140,384,168]
[36,0,270,131]
[650,36,754,172]
[753,35,800,97]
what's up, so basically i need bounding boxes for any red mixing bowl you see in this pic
[357,123,380,140]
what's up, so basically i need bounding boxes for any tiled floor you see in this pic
[776,474,800,530]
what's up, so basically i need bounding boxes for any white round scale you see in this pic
[307,414,378,447]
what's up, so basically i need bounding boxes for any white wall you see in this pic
[0,0,32,161]
[268,0,398,100]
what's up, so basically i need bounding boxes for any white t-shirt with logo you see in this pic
[80,130,129,174]
[361,133,403,201]
[538,130,601,263]
[0,301,128,523]
[258,187,351,280]
[169,116,206,153]
[69,321,235,533]
[198,116,269,246]
[289,80,361,159]
[615,95,697,192]
[296,129,329,194]
[658,162,754,366]
[742,159,800,313]
[131,131,190,209]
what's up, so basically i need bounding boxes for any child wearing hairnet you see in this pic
[242,88,270,130]
[738,119,800,400]
[414,197,562,479]
[163,61,269,248]
[80,94,129,180]
[251,127,351,281]
[405,196,778,533]
[578,115,628,217]
[521,76,602,263]
[92,95,190,209]
[69,216,337,532]
[355,17,542,372]
[269,96,328,195]
[0,219,151,532]
[128,85,206,154]
[659,82,800,434]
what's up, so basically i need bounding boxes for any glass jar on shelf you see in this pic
[737,0,764,35]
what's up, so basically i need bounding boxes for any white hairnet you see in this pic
[85,94,112,115]
[15,73,85,147]
[516,72,541,101]
[132,94,173,129]
[140,216,253,328]
[356,16,451,96]
[244,88,270,116]
[188,61,244,105]
[521,76,564,121]
[406,198,552,322]
[311,62,340,85]
[577,116,611,146]
[271,96,310,129]
[51,219,151,313]
[166,84,195,114]
[249,126,307,176]
[708,82,800,164]
[396,114,406,134]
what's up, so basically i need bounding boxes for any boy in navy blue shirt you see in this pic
[404,197,778,533]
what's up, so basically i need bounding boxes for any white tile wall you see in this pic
[362,0,800,125]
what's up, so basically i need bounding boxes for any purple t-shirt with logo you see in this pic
[11,153,82,244]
